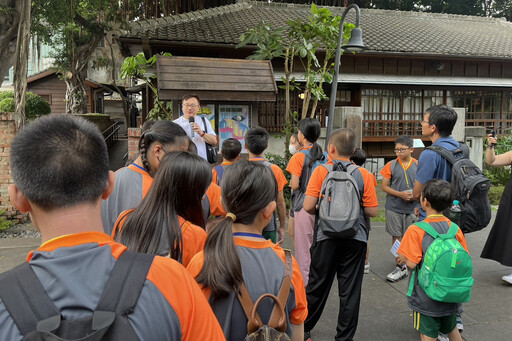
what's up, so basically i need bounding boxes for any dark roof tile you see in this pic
[121,0,512,58]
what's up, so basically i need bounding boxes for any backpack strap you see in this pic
[237,284,263,328]
[95,251,155,315]
[0,262,60,335]
[268,249,293,329]
[237,250,293,332]
[214,164,225,186]
[426,143,469,165]
[200,116,209,134]
[407,268,416,297]
[415,221,459,240]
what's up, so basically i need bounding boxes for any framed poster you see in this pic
[218,105,250,153]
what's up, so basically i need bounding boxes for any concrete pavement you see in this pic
[0,218,511,340]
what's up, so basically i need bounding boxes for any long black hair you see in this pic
[139,120,189,174]
[298,118,323,167]
[115,151,212,262]
[195,160,278,300]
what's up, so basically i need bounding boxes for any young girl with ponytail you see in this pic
[187,160,307,341]
[101,120,190,234]
[285,118,326,285]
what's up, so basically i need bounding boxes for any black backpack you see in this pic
[426,143,492,233]
[0,251,155,341]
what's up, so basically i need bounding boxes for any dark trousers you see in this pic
[304,238,367,341]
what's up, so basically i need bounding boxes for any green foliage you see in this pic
[483,133,512,186]
[120,52,173,120]
[488,185,505,205]
[0,210,14,231]
[0,91,51,120]
[265,153,292,209]
[370,209,386,223]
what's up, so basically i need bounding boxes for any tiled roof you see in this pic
[122,0,512,59]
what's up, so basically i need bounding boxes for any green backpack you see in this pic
[407,221,474,303]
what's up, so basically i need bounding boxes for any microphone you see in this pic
[189,117,195,137]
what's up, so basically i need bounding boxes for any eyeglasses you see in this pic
[394,148,410,153]
[421,120,432,125]
[184,104,199,108]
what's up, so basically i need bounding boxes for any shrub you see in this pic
[0,91,51,120]
[0,210,14,231]
[265,152,292,209]
[488,185,505,205]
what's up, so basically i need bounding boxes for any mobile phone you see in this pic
[489,126,496,147]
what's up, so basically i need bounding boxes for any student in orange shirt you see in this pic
[101,120,191,234]
[0,115,224,340]
[245,126,288,244]
[113,151,211,267]
[287,132,302,246]
[286,118,326,284]
[302,128,379,341]
[212,138,242,186]
[397,179,466,341]
[187,160,307,341]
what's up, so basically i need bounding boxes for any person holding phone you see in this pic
[481,133,512,284]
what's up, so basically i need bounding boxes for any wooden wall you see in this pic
[340,55,512,78]
[27,74,93,114]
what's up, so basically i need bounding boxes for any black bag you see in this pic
[427,143,492,233]
[237,250,293,341]
[201,116,218,164]
[0,251,155,341]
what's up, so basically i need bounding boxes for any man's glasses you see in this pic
[184,104,199,108]
[421,120,432,125]
[394,148,410,153]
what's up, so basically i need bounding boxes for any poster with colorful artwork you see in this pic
[218,105,250,153]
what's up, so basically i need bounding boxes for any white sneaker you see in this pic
[364,262,370,274]
[386,266,408,282]
[456,314,463,332]
[437,332,449,341]
[502,273,512,284]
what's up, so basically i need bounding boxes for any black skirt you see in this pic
[481,172,512,266]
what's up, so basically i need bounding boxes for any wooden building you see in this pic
[117,0,512,158]
[26,70,101,114]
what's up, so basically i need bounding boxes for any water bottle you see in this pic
[448,200,462,226]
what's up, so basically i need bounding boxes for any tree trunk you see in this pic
[65,36,101,114]
[0,0,21,88]
[13,0,31,128]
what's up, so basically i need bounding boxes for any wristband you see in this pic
[200,131,206,137]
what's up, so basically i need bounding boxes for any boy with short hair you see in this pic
[245,126,287,244]
[212,138,242,186]
[397,179,466,341]
[380,135,419,282]
[0,115,224,340]
[303,129,379,340]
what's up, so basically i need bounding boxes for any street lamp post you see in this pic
[325,4,365,150]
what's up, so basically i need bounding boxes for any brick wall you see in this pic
[128,127,141,160]
[0,113,28,223]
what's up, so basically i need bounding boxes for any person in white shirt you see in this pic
[173,94,217,161]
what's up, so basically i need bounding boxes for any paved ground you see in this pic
[1,216,510,340]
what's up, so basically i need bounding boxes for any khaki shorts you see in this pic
[413,311,457,338]
[385,210,416,237]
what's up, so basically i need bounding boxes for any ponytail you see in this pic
[195,216,243,300]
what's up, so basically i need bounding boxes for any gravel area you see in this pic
[0,223,40,239]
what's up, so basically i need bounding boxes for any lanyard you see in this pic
[233,232,265,239]
[399,159,413,189]
[132,163,147,172]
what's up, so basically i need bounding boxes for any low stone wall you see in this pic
[0,113,28,223]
